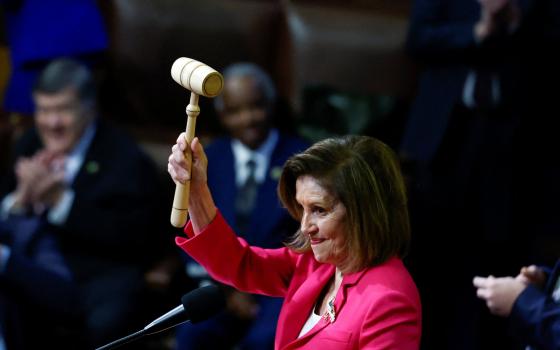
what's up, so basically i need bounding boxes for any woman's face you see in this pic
[296,175,348,267]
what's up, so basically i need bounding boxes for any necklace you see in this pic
[323,270,342,323]
[324,296,336,323]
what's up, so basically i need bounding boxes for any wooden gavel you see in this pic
[170,57,224,228]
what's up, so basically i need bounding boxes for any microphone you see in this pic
[96,284,225,350]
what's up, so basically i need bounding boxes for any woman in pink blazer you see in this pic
[168,134,422,349]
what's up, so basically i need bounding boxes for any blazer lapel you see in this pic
[281,264,335,349]
[336,269,367,311]
[209,144,237,227]
[248,138,285,246]
[546,260,560,295]
[249,170,283,245]
[282,267,367,349]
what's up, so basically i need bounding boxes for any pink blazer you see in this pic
[176,211,421,349]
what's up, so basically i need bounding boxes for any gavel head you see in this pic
[171,57,223,97]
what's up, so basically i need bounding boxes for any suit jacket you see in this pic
[205,134,308,248]
[176,212,422,350]
[510,260,560,350]
[0,216,81,349]
[1,120,166,345]
[400,0,535,165]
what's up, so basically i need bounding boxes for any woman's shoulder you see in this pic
[359,257,419,300]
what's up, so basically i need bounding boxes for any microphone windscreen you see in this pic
[181,284,226,323]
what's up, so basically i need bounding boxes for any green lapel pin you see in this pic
[270,166,282,181]
[85,160,100,174]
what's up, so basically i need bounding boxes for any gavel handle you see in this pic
[171,93,200,228]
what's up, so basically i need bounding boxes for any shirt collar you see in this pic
[64,121,97,184]
[231,129,279,186]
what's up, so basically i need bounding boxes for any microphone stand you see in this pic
[95,305,187,350]
[95,285,224,350]
[95,329,147,350]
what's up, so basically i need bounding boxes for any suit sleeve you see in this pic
[359,288,422,349]
[176,211,297,297]
[509,284,560,350]
[0,233,81,321]
[406,0,478,60]
[407,0,538,62]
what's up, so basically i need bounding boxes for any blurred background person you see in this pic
[400,0,560,348]
[474,261,560,350]
[0,0,109,213]
[0,58,166,348]
[175,62,309,350]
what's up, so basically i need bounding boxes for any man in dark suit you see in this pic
[399,0,560,349]
[175,63,308,350]
[0,58,165,348]
[474,260,560,350]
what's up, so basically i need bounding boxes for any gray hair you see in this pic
[33,58,97,106]
[214,62,277,112]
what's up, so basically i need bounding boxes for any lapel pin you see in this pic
[270,166,282,181]
[324,298,336,323]
[86,160,99,174]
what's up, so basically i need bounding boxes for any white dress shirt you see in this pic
[298,310,322,338]
[231,129,279,187]
[462,70,501,109]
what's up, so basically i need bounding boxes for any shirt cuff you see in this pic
[509,285,545,336]
[1,193,25,220]
[47,189,75,225]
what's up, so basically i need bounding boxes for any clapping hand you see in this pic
[476,0,521,41]
[13,150,66,213]
[473,275,527,317]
